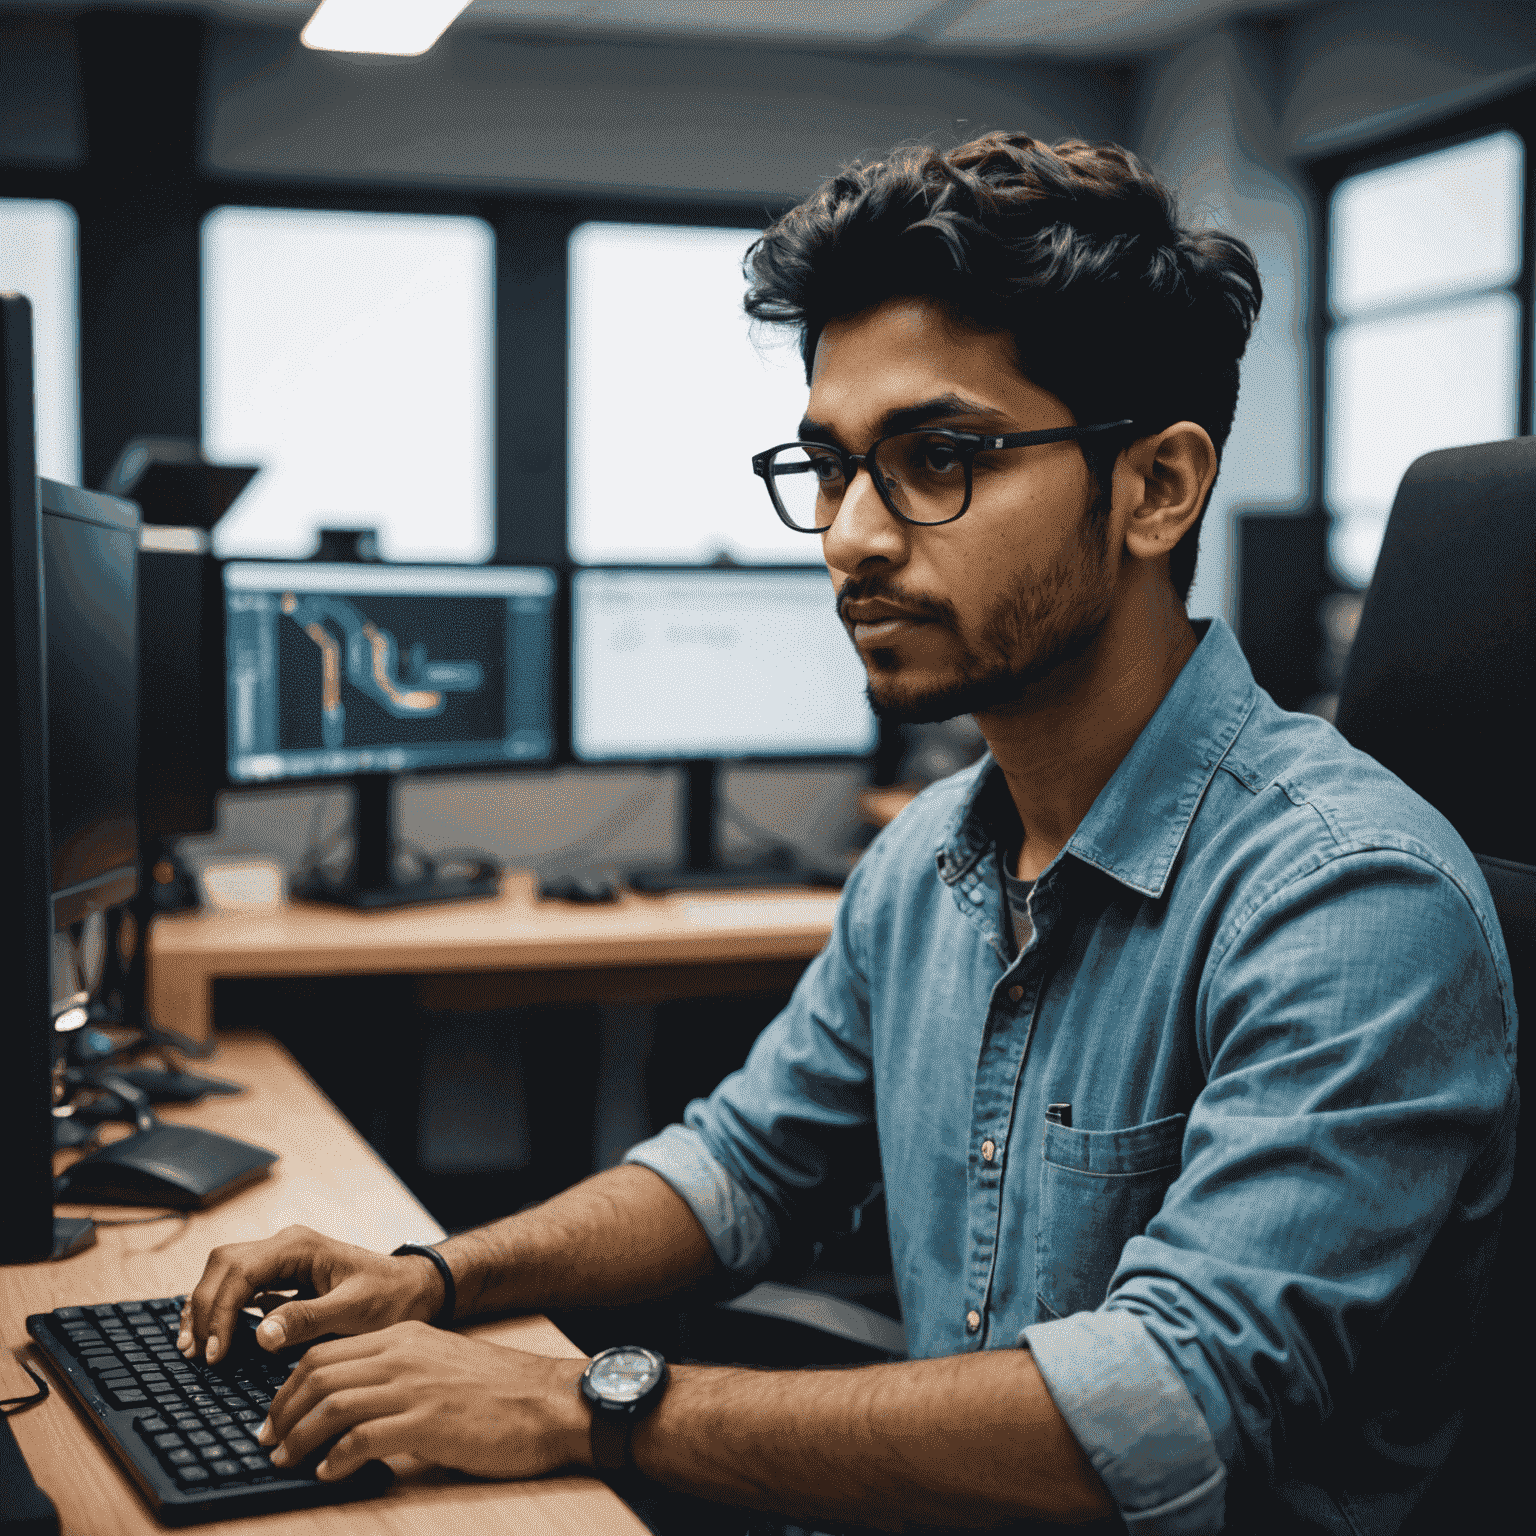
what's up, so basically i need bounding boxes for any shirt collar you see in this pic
[938,619,1257,899]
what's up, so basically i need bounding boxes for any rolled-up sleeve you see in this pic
[1023,1310,1225,1534]
[1036,846,1515,1533]
[625,859,881,1281]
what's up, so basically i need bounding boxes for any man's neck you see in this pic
[976,583,1199,882]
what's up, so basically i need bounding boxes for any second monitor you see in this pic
[224,561,558,907]
[571,567,877,888]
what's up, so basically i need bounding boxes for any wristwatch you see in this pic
[579,1345,669,1472]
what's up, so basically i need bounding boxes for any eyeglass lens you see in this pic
[767,433,970,529]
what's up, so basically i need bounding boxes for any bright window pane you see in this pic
[1330,132,1523,319]
[568,221,817,565]
[0,198,80,484]
[1325,291,1518,586]
[203,207,494,562]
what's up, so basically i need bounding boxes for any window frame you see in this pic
[1304,87,1536,588]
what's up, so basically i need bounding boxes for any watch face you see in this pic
[588,1347,662,1404]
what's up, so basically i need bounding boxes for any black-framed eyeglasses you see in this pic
[751,419,1136,531]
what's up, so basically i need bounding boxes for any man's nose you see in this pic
[821,460,908,575]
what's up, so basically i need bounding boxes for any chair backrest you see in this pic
[1334,435,1532,1531]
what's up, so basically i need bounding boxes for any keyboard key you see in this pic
[153,1432,185,1451]
[198,1445,228,1462]
[186,1394,217,1409]
[89,1304,117,1318]
[186,1430,217,1447]
[209,1459,241,1478]
[234,1410,264,1425]
[224,1437,259,1457]
[55,1306,84,1320]
[135,1416,171,1436]
[176,1464,211,1484]
[110,1389,150,1407]
[240,1455,270,1473]
[204,1413,233,1428]
[172,1414,203,1430]
[165,1448,197,1466]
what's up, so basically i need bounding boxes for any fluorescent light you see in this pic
[301,0,472,58]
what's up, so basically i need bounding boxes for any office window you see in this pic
[1324,132,1524,587]
[0,198,81,485]
[203,207,495,563]
[567,220,818,565]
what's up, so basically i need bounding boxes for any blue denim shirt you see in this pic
[626,619,1517,1535]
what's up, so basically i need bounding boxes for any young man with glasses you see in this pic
[180,136,1515,1535]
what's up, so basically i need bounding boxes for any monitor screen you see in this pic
[571,568,877,762]
[42,480,140,927]
[223,562,557,784]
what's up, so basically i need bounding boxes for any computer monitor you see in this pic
[3,294,139,1263]
[222,560,558,907]
[44,480,141,933]
[2,292,56,1264]
[570,567,878,888]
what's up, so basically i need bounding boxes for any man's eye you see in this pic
[809,456,843,483]
[919,442,962,473]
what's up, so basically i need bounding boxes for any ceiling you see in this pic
[8,0,1321,59]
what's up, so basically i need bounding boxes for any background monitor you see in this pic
[224,561,558,785]
[43,478,140,932]
[571,567,876,763]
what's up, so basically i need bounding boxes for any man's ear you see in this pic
[1117,422,1217,563]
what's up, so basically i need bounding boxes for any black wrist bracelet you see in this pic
[391,1243,457,1328]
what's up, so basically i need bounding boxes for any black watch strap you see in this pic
[391,1243,456,1328]
[589,1406,630,1473]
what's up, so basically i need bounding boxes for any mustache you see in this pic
[836,576,956,628]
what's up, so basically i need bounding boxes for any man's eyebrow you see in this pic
[797,394,1010,445]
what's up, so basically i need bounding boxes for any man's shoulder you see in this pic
[1206,691,1505,955]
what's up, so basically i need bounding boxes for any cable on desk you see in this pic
[0,1361,49,1412]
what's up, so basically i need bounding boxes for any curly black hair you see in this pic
[744,133,1262,600]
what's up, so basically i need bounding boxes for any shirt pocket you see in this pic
[1034,1112,1187,1322]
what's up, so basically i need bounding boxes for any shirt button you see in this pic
[968,887,984,903]
[1008,984,1024,1002]
[965,1310,981,1334]
[981,1139,995,1163]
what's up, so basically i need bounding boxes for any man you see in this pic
[180,136,1515,1534]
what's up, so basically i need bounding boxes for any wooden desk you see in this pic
[149,871,842,1042]
[0,1030,648,1536]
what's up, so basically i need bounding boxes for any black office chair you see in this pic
[1334,435,1533,1532]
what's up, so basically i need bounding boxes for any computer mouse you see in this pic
[540,871,624,904]
[55,1124,278,1209]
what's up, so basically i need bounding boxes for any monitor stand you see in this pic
[626,761,841,894]
[290,773,501,910]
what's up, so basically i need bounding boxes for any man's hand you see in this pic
[255,1322,591,1483]
[180,1225,445,1364]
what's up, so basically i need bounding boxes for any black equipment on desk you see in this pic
[53,1074,276,1210]
[27,1298,392,1525]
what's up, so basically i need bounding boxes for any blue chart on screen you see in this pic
[224,563,556,782]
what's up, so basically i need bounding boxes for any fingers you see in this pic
[269,1384,403,1473]
[183,1226,323,1363]
[261,1333,391,1447]
[315,1413,416,1482]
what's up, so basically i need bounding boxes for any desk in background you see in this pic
[148,871,843,1043]
[0,1029,648,1536]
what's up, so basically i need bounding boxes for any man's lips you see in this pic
[842,602,937,644]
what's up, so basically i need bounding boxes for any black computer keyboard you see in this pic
[26,1296,391,1525]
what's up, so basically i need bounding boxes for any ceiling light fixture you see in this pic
[301,0,473,58]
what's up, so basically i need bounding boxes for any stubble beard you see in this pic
[859,502,1116,726]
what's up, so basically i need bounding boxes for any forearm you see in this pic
[439,1164,717,1318]
[628,1349,1114,1530]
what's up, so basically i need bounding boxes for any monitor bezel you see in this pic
[218,557,564,790]
[566,562,879,768]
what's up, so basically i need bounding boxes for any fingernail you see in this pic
[256,1317,286,1349]
[315,1458,331,1481]
[270,1445,288,1467]
[176,1331,191,1354]
[206,1335,222,1364]
[256,1420,275,1446]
